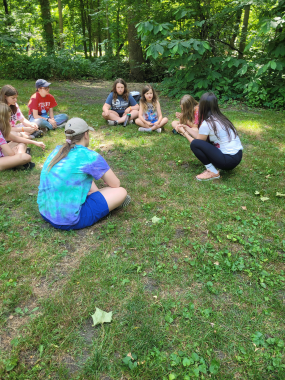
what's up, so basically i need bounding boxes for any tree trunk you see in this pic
[3,0,9,14]
[230,8,242,49]
[87,0,92,57]
[79,0,88,58]
[238,5,250,59]
[38,0,54,53]
[97,0,102,56]
[116,2,120,56]
[128,12,144,81]
[58,0,64,48]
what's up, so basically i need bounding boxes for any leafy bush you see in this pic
[0,51,130,80]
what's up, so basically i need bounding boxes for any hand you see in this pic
[30,123,38,130]
[175,112,182,119]
[34,141,45,150]
[49,118,57,129]
[153,122,160,127]
[24,127,36,134]
[147,121,153,126]
[104,110,110,117]
[176,124,186,135]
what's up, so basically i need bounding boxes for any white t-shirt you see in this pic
[199,118,243,155]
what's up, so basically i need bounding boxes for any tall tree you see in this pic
[58,0,64,48]
[38,0,54,53]
[128,9,144,80]
[238,4,251,59]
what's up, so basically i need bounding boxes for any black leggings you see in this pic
[190,139,242,170]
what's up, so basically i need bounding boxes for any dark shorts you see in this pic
[41,191,109,230]
[112,109,125,117]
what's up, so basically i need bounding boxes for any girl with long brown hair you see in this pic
[102,78,139,126]
[176,92,243,181]
[0,103,45,171]
[0,84,42,139]
[171,94,199,137]
[135,84,168,133]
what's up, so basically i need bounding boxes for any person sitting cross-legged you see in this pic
[38,118,131,230]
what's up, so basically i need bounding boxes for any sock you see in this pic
[205,163,218,174]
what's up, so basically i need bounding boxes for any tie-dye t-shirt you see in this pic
[10,103,24,128]
[38,145,110,225]
[143,103,158,123]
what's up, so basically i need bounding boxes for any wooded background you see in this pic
[0,0,284,107]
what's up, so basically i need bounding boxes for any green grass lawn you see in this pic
[0,80,284,380]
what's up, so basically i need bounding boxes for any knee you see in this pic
[62,114,68,121]
[119,187,127,199]
[171,120,177,128]
[190,139,199,150]
[21,153,31,164]
[165,117,169,123]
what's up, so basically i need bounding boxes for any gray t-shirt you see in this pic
[105,92,137,115]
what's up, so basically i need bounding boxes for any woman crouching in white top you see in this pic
[176,92,243,181]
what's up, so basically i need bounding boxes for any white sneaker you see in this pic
[156,128,162,133]
[107,120,118,126]
[138,127,152,132]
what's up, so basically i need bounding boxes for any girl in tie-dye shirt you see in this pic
[0,85,41,139]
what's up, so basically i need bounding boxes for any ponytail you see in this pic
[47,129,85,171]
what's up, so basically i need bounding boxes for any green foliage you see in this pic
[0,51,130,80]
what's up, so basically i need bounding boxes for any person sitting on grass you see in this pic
[0,84,43,139]
[0,103,45,171]
[102,78,139,126]
[28,79,68,132]
[171,94,199,137]
[135,84,168,133]
[176,92,243,181]
[38,117,131,230]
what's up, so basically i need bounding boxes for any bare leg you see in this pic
[97,187,127,211]
[102,110,121,121]
[151,117,168,131]
[172,120,180,131]
[0,143,31,171]
[135,119,152,128]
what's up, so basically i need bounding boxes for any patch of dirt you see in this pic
[215,350,227,361]
[79,319,98,345]
[143,278,159,293]
[19,350,39,368]
[53,80,147,105]
[61,354,80,374]
[175,228,185,238]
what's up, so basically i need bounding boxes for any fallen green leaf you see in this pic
[91,307,112,326]
[254,191,260,195]
[260,197,269,202]
[276,192,285,197]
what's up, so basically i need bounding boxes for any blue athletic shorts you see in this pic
[41,191,109,230]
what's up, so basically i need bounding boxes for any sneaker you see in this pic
[107,120,118,126]
[196,170,220,181]
[26,148,31,155]
[129,119,134,124]
[138,127,152,132]
[31,130,44,138]
[172,128,178,135]
[119,195,131,208]
[39,126,48,134]
[156,128,162,133]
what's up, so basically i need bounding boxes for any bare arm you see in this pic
[102,169,120,188]
[103,103,111,115]
[1,143,16,157]
[155,101,163,124]
[176,125,208,143]
[7,132,45,149]
[124,103,139,114]
[47,108,57,128]
[33,109,47,120]
[138,103,152,126]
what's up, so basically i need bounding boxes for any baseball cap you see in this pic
[65,118,94,137]
[35,79,52,88]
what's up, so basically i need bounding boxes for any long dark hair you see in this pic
[198,92,237,140]
[111,78,129,101]
[48,129,86,171]
[0,85,18,114]
[140,84,158,111]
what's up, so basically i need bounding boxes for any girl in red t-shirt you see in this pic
[28,79,68,132]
